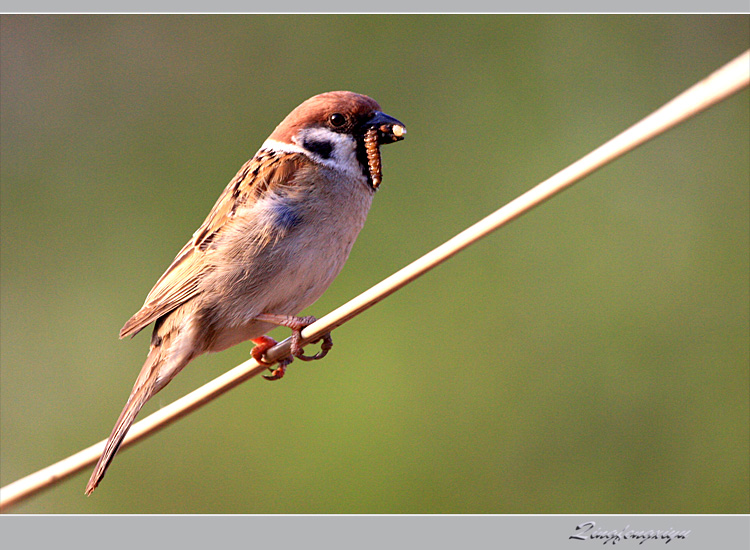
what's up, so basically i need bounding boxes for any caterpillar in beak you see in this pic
[364,127,382,189]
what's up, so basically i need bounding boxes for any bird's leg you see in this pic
[251,336,292,380]
[254,313,333,362]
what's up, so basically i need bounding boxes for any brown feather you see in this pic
[120,150,310,339]
[85,345,162,494]
[267,91,381,144]
[90,91,401,495]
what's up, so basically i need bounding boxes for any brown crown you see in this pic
[268,91,381,143]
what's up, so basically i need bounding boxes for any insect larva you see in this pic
[364,127,382,189]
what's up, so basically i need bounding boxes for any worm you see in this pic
[364,127,382,189]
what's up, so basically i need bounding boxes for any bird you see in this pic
[85,91,406,495]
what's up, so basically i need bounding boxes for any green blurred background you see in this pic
[1,15,748,514]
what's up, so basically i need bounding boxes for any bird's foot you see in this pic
[254,314,333,362]
[251,336,290,381]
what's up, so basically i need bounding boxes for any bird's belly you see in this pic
[204,237,352,353]
[201,184,372,352]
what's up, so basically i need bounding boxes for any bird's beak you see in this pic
[361,110,405,191]
[366,111,407,144]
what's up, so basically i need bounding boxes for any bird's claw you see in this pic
[251,335,277,366]
[262,357,292,381]
[252,315,334,380]
[251,336,288,381]
[294,332,333,361]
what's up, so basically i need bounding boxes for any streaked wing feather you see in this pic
[119,150,304,338]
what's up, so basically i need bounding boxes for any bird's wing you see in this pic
[119,149,308,338]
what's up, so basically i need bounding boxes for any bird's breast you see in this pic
[198,166,375,348]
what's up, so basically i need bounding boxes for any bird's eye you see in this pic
[328,113,346,127]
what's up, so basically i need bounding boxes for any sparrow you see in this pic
[85,91,406,495]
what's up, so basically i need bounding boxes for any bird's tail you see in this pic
[85,347,162,496]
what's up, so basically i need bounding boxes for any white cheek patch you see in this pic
[261,129,366,183]
[294,127,357,163]
[303,129,363,176]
